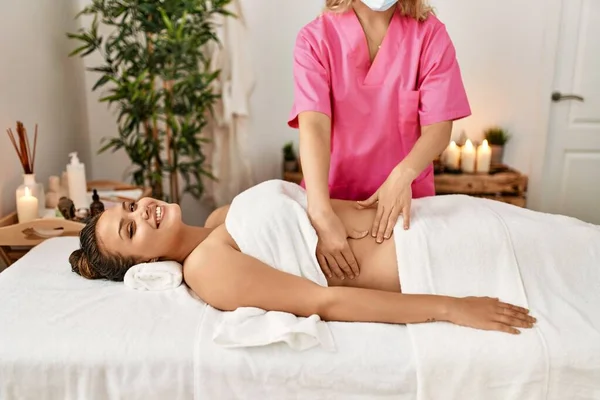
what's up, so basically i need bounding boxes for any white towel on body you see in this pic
[215,180,335,351]
[124,260,183,291]
[396,194,600,400]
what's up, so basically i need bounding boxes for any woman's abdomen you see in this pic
[326,200,401,293]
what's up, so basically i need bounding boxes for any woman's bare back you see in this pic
[203,200,401,293]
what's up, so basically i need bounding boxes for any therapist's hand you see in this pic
[357,166,416,243]
[310,210,367,280]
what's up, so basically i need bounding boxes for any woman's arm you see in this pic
[186,239,448,324]
[184,240,534,333]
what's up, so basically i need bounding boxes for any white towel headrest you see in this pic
[123,260,183,291]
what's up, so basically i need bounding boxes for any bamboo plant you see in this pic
[67,0,232,203]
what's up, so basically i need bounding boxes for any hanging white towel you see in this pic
[203,0,256,207]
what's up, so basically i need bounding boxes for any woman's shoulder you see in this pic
[183,225,239,281]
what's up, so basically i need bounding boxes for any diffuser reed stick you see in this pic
[5,121,38,174]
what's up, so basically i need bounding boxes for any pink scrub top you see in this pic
[288,10,471,201]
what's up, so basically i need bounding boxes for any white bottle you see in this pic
[67,152,88,210]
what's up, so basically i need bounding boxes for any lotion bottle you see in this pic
[67,152,88,210]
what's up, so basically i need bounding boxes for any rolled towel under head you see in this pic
[124,260,183,291]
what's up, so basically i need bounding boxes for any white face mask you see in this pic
[360,0,398,12]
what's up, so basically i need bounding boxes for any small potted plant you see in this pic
[484,126,511,165]
[283,141,299,173]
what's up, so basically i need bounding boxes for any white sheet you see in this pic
[0,238,204,400]
[196,306,417,399]
[397,195,600,400]
[0,237,419,400]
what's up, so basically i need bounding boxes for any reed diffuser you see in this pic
[6,121,45,221]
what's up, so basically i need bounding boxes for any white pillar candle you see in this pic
[443,141,461,170]
[17,186,39,223]
[476,139,492,174]
[460,139,476,173]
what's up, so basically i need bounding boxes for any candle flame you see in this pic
[464,139,474,149]
[449,141,457,149]
[481,139,489,148]
[24,186,31,197]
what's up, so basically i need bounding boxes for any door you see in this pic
[542,0,600,224]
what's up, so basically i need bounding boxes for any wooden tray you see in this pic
[0,180,151,267]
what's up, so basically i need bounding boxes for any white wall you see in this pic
[79,0,558,216]
[0,0,90,218]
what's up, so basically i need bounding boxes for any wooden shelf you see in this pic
[434,165,528,207]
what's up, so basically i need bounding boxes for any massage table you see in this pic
[0,237,416,400]
[2,192,600,400]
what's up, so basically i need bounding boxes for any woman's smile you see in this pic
[155,205,164,228]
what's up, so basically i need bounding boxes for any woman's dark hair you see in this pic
[69,213,136,282]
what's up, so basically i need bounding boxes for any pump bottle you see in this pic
[67,152,88,210]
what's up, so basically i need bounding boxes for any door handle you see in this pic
[551,91,585,102]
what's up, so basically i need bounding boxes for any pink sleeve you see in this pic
[418,25,471,126]
[287,33,331,129]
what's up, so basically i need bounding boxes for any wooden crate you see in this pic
[434,165,528,207]
[283,171,303,185]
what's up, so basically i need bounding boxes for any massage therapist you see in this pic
[287,0,471,279]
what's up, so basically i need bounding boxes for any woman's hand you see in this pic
[310,210,368,280]
[448,297,536,334]
[357,166,416,243]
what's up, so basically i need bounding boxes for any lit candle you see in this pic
[476,139,492,174]
[443,141,461,170]
[17,186,39,223]
[460,139,476,173]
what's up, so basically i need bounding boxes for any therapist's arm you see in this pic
[359,120,453,240]
[396,120,453,180]
[297,111,361,280]
[298,111,332,215]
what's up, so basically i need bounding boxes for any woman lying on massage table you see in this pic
[69,180,536,335]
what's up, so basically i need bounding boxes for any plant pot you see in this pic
[490,145,504,165]
[284,160,298,173]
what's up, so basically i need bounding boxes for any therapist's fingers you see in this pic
[317,253,332,278]
[371,205,385,238]
[402,203,411,230]
[341,247,359,277]
[376,206,392,243]
[325,254,344,280]
[383,207,400,240]
[357,191,378,209]
[334,253,353,279]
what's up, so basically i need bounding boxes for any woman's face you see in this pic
[96,197,183,262]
